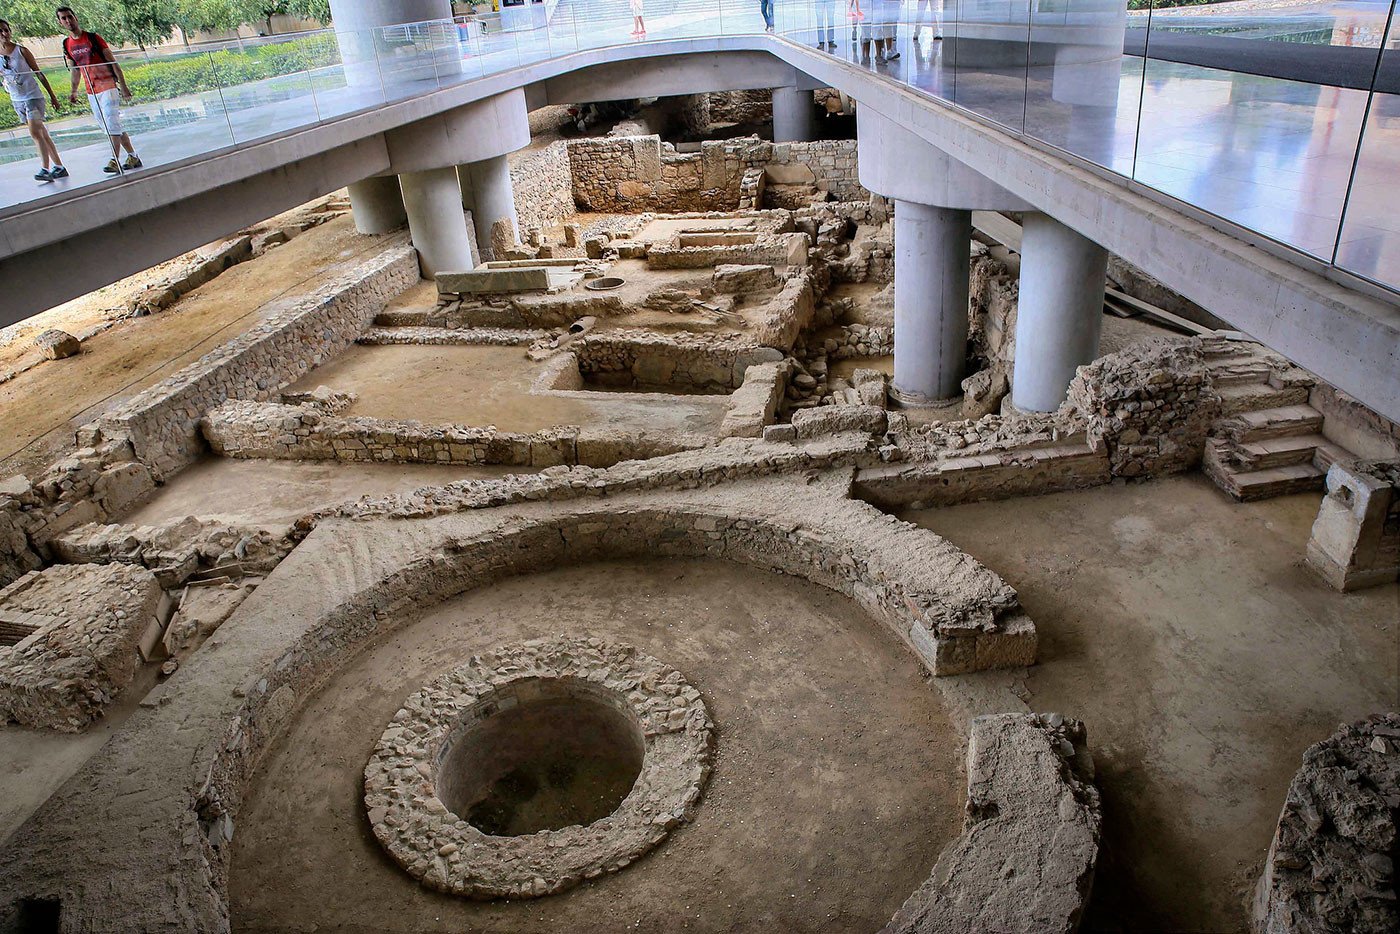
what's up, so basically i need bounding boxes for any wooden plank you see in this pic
[972,211,1023,251]
[1105,286,1215,336]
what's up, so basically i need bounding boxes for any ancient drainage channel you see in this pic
[364,638,713,899]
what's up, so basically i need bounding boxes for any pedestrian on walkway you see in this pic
[630,0,646,36]
[860,0,899,64]
[848,0,864,21]
[56,5,140,174]
[815,0,837,49]
[0,19,67,181]
[760,0,775,32]
[914,0,943,43]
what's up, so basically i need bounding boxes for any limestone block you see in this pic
[1304,461,1400,591]
[436,268,551,295]
[791,404,887,440]
[32,329,81,360]
[712,264,780,293]
[960,368,1009,420]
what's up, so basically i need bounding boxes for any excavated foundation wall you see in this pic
[79,243,419,481]
[567,136,864,214]
[510,142,576,233]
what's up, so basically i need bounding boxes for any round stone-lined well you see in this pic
[363,638,713,899]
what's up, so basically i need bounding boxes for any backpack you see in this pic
[63,31,115,80]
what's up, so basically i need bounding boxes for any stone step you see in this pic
[1209,363,1274,387]
[1215,382,1312,417]
[1232,434,1349,471]
[1215,461,1326,502]
[1219,404,1324,441]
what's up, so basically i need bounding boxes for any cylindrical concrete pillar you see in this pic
[399,167,473,278]
[329,0,458,89]
[346,176,407,234]
[771,86,818,143]
[891,201,974,404]
[462,155,519,262]
[1011,213,1109,412]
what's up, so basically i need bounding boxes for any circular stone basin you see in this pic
[364,638,713,899]
[584,276,625,291]
[436,678,645,836]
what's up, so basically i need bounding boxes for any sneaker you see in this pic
[34,167,52,181]
[122,155,143,170]
[48,165,68,178]
[103,158,120,174]
[887,50,900,60]
[875,52,886,63]
[933,33,943,40]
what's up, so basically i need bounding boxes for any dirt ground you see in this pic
[0,213,398,480]
[902,474,1400,933]
[288,343,730,434]
[124,458,522,529]
[230,558,964,934]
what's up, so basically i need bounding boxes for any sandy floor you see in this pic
[125,458,523,529]
[0,214,401,480]
[288,343,730,434]
[902,474,1399,933]
[230,558,963,933]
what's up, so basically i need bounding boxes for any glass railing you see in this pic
[2,1,1398,295]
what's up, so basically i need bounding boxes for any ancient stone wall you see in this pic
[0,563,163,732]
[1067,338,1220,479]
[201,400,708,469]
[768,140,864,202]
[708,89,773,125]
[510,141,576,233]
[79,243,418,481]
[572,329,784,392]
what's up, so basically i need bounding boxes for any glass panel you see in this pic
[948,0,1033,132]
[1023,1,1139,171]
[1133,0,1386,259]
[1336,3,1400,287]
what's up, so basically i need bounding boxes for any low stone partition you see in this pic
[52,515,294,589]
[719,361,788,438]
[0,563,163,732]
[647,231,809,270]
[1254,713,1399,933]
[78,242,419,481]
[885,713,1101,934]
[1305,460,1400,591]
[573,329,785,392]
[752,266,821,351]
[358,325,549,347]
[201,400,709,470]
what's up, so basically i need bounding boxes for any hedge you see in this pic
[0,33,339,131]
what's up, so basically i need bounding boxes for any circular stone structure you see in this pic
[363,637,713,899]
[584,276,625,290]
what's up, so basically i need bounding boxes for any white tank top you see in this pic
[1,44,44,102]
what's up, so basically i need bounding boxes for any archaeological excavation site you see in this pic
[0,84,1396,934]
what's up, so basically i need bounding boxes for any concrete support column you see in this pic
[771,86,818,143]
[399,167,473,278]
[329,0,457,88]
[1010,213,1109,412]
[462,155,519,262]
[891,201,974,404]
[346,175,407,234]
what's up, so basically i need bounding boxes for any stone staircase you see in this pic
[1201,338,1353,501]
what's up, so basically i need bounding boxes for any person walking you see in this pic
[0,19,66,181]
[815,0,837,49]
[56,5,141,174]
[760,0,775,32]
[914,0,943,44]
[630,0,646,37]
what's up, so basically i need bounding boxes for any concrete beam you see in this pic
[858,108,1030,211]
[0,136,390,327]
[530,49,802,106]
[383,90,531,174]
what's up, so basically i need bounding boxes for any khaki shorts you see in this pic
[13,97,46,123]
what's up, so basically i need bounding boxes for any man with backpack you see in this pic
[57,5,141,174]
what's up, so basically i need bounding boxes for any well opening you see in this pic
[435,677,646,836]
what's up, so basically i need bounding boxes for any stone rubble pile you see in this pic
[1255,713,1400,934]
[0,563,163,731]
